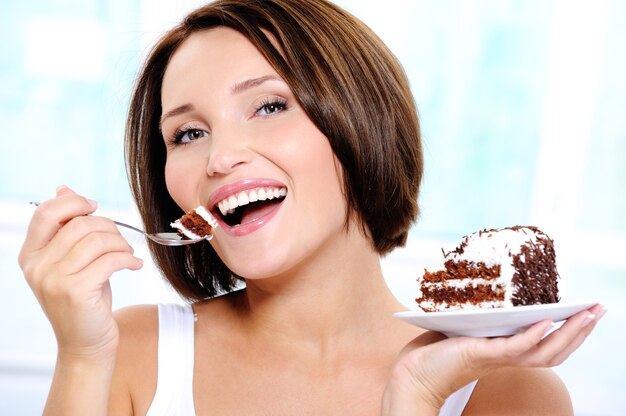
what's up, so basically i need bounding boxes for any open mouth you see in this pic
[214,186,287,227]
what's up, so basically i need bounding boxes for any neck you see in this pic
[236,231,404,348]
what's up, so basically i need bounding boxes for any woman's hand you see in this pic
[382,304,606,415]
[18,185,144,362]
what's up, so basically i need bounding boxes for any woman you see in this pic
[19,0,604,414]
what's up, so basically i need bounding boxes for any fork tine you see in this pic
[148,235,207,246]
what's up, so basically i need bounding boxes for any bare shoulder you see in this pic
[115,304,160,358]
[115,304,159,335]
[463,367,573,415]
[109,304,159,414]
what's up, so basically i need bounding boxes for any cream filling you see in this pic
[217,186,287,216]
[194,206,219,229]
[417,277,514,310]
[421,277,505,290]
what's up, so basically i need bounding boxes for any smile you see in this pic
[217,186,287,217]
[209,181,287,231]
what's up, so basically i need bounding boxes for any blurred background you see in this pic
[1,0,624,414]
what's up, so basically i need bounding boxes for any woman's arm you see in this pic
[464,367,572,415]
[44,353,118,415]
[108,305,159,415]
[18,186,143,415]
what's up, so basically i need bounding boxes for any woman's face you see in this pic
[160,27,350,280]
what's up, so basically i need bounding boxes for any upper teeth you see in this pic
[217,187,287,216]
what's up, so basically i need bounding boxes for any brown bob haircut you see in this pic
[125,0,423,301]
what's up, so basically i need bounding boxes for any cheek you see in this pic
[276,121,336,175]
[164,153,199,210]
[281,124,347,214]
[297,130,343,192]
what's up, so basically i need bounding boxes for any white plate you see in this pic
[394,301,597,337]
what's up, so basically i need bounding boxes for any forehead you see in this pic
[161,27,279,101]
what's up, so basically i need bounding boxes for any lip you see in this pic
[207,178,287,236]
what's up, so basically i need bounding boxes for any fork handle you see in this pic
[30,202,148,237]
[112,221,147,235]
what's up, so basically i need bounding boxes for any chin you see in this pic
[231,254,300,283]
[235,264,282,280]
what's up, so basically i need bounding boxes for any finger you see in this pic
[538,305,606,366]
[471,320,554,370]
[54,186,98,210]
[503,320,555,357]
[77,251,144,285]
[22,216,121,291]
[545,324,595,367]
[510,306,599,366]
[42,216,121,264]
[533,308,595,356]
[59,231,136,276]
[38,252,143,309]
[21,194,98,255]
[55,184,76,197]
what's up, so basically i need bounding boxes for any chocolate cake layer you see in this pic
[418,284,506,312]
[180,211,214,238]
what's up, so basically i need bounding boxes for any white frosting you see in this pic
[447,227,539,303]
[448,228,539,264]
[170,206,218,240]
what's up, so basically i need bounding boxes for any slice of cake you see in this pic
[170,206,218,240]
[416,226,560,312]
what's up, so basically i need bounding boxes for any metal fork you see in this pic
[30,202,208,246]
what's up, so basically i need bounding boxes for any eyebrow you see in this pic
[230,75,281,94]
[160,103,195,129]
[160,75,282,128]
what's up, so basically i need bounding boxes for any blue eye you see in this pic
[256,99,287,116]
[173,128,208,144]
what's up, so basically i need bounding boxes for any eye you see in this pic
[173,127,209,144]
[255,98,287,117]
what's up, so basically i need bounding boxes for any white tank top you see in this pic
[146,303,196,416]
[146,303,477,416]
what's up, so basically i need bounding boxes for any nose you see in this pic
[205,129,252,176]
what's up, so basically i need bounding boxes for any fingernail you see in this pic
[581,313,596,328]
[87,199,98,209]
[595,307,608,321]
